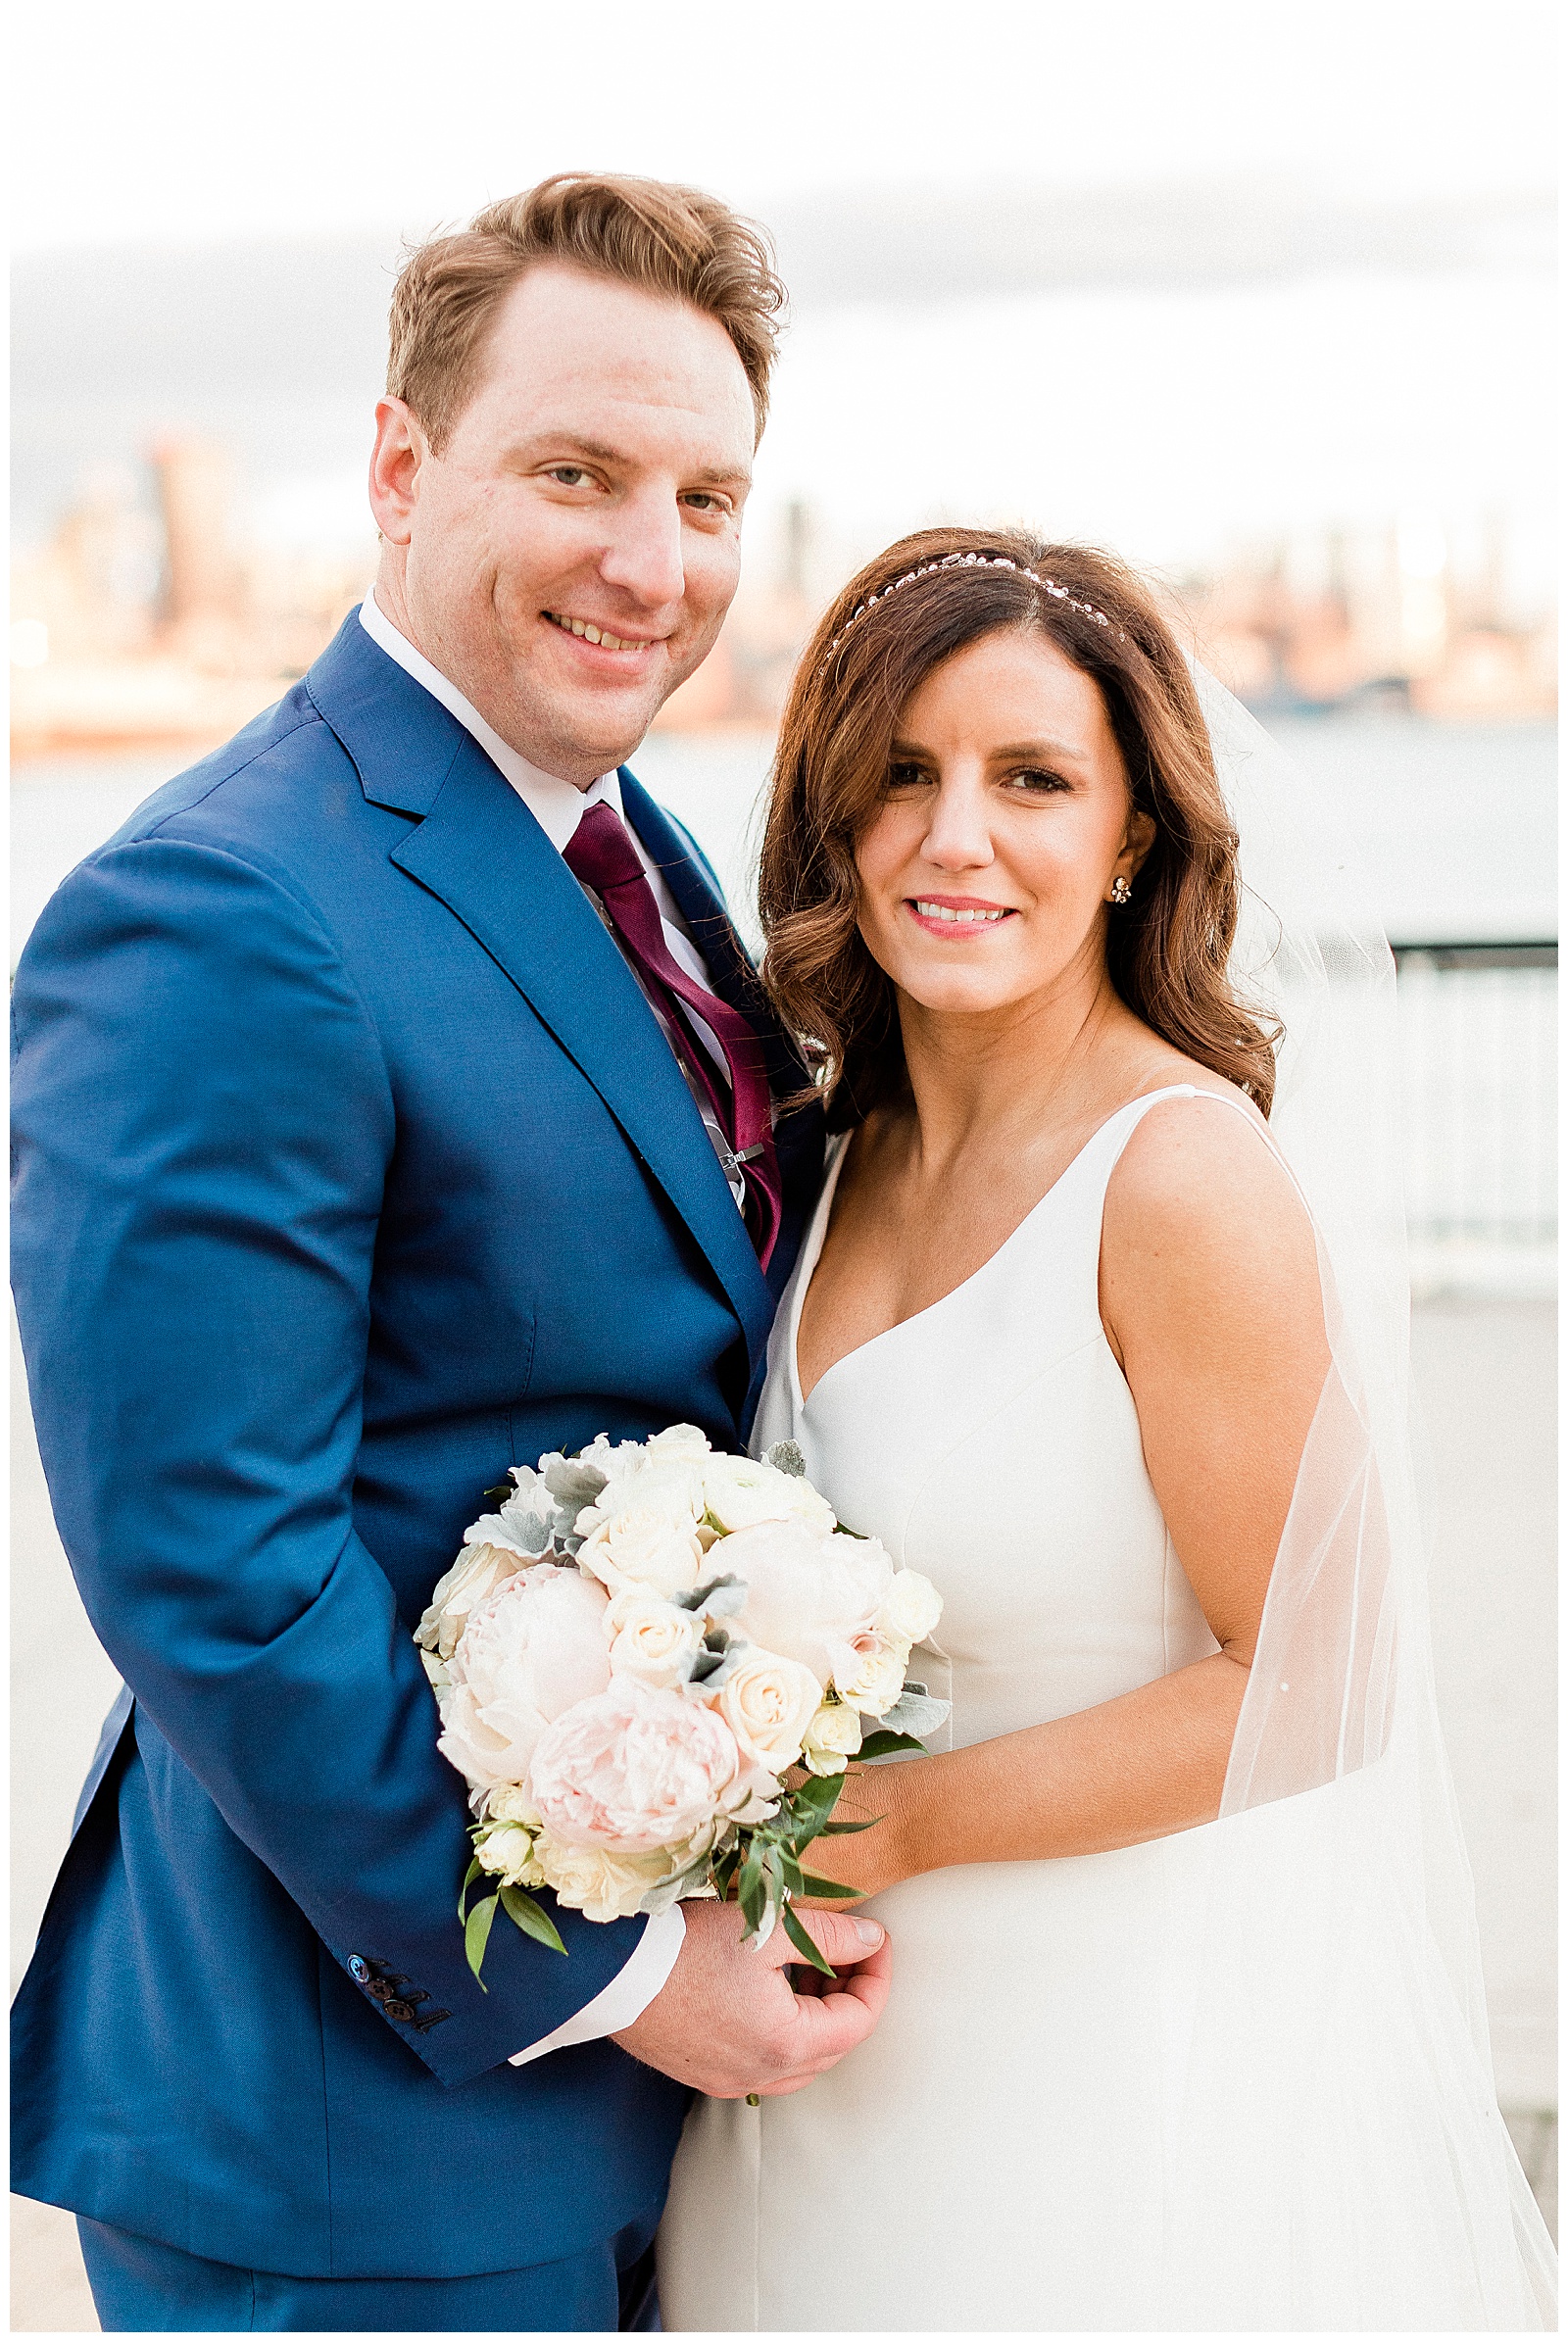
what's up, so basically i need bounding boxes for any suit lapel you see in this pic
[392,745,775,1371]
[307,618,776,1379]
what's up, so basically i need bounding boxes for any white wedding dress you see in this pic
[657,1085,1552,2332]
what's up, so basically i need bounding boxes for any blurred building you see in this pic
[662,503,1557,730]
[1177,516,1556,721]
[9,452,1556,751]
[10,441,373,753]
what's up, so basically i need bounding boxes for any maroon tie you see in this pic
[563,803,782,1270]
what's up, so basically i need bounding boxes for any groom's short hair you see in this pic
[387,173,785,451]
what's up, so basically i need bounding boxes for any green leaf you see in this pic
[737,1841,766,1938]
[819,1816,882,1834]
[855,1730,928,1761]
[464,1891,499,1988]
[500,1884,566,1955]
[458,1855,482,1923]
[710,1845,741,1900]
[762,1846,787,1932]
[797,1873,865,1900]
[781,1771,845,1849]
[780,1900,836,1976]
[789,1771,846,1823]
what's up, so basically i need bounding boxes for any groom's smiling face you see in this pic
[368,263,757,785]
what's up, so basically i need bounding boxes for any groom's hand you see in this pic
[611,1903,891,2098]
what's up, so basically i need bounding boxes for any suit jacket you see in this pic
[9,611,824,2279]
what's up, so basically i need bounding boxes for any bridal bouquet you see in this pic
[416,1425,946,1980]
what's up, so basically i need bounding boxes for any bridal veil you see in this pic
[1161,672,1557,2328]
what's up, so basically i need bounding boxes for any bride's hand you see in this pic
[790,1762,912,1905]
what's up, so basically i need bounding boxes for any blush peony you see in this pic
[416,1538,529,1664]
[436,1563,611,1790]
[528,1676,741,1853]
[721,1517,896,1684]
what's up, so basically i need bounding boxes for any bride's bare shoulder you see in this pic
[1100,1066,1317,1320]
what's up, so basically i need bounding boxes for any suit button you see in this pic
[365,1977,396,2002]
[383,1998,415,2022]
[347,1955,368,1981]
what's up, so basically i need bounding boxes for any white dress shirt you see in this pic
[359,594,689,2059]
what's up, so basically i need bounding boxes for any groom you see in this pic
[11,174,889,2333]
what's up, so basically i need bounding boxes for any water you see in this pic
[15,718,1555,1277]
[11,716,1555,956]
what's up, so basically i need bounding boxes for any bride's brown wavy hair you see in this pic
[760,526,1280,1121]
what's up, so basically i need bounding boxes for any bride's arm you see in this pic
[804,1095,1333,1897]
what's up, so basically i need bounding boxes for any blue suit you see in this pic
[10,612,823,2298]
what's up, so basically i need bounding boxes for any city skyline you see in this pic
[10,427,1554,755]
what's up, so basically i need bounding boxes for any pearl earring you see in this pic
[1109,875,1133,905]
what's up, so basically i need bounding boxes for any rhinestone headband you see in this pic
[822,549,1125,664]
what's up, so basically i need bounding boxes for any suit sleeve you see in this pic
[10,836,653,2085]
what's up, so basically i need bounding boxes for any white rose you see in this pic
[576,1503,706,1600]
[827,1631,910,1718]
[702,1452,837,1537]
[435,1563,612,1790]
[605,1591,707,1689]
[721,1517,896,1683]
[802,1697,864,1777]
[877,1567,944,1648]
[534,1834,676,1923]
[578,1456,706,1537]
[484,1782,544,1827]
[416,1539,528,1662]
[716,1647,824,1773]
[474,1821,545,1886]
[645,1424,713,1463]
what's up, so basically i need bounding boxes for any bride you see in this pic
[656,529,1556,2331]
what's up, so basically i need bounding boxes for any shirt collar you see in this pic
[358,590,620,853]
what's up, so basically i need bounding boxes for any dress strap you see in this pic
[1087,1081,1314,1249]
[1132,1082,1312,1212]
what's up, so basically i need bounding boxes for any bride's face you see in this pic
[854,628,1153,1021]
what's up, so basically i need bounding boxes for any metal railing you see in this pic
[1393,943,1557,1263]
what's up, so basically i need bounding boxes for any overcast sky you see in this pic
[10,2,1554,594]
[10,1,1555,252]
